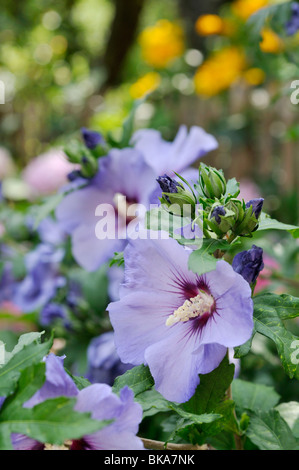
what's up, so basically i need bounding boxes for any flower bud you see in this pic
[80,153,99,179]
[157,174,196,215]
[199,163,226,199]
[231,198,264,236]
[64,140,85,164]
[232,245,264,285]
[81,128,105,150]
[245,198,264,220]
[208,204,236,235]
[157,174,183,203]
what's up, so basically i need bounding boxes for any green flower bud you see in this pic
[207,203,237,236]
[157,174,196,215]
[80,153,99,178]
[232,198,264,236]
[63,140,85,164]
[199,164,227,200]
[64,141,98,178]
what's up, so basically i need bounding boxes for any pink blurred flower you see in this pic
[255,255,280,293]
[22,149,77,198]
[238,178,261,202]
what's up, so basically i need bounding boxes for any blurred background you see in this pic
[0,0,298,412]
[0,0,298,225]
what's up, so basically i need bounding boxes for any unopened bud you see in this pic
[232,245,264,285]
[233,198,264,236]
[199,164,226,199]
[81,128,105,150]
[208,204,236,235]
[157,174,195,213]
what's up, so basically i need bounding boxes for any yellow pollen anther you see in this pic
[166,292,214,327]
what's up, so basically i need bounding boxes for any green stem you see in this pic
[227,232,238,244]
[140,438,209,451]
[225,350,244,451]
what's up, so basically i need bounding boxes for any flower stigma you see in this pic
[166,290,215,326]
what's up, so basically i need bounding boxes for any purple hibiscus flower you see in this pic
[56,126,217,272]
[108,236,254,403]
[40,302,71,329]
[37,216,67,246]
[86,331,133,385]
[0,262,15,304]
[13,244,65,313]
[131,125,218,176]
[8,354,144,450]
[56,148,157,271]
[108,265,125,301]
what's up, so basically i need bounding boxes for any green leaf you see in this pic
[170,405,221,425]
[31,193,64,230]
[112,365,154,396]
[254,293,299,321]
[2,332,44,365]
[246,410,298,450]
[135,388,174,417]
[252,296,299,379]
[0,333,52,397]
[276,402,299,438]
[257,212,299,235]
[188,248,217,276]
[234,295,299,378]
[0,311,36,326]
[109,252,124,267]
[184,355,235,416]
[119,99,144,148]
[234,336,253,359]
[0,364,109,450]
[176,356,238,445]
[223,178,240,198]
[145,206,191,237]
[232,379,280,413]
[69,265,108,312]
[70,375,92,391]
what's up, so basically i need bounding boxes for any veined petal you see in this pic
[109,290,182,365]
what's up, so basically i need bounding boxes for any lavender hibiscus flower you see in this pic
[131,125,218,176]
[86,331,133,385]
[9,354,144,450]
[108,236,254,403]
[0,262,15,304]
[56,148,157,271]
[13,244,65,313]
[56,126,217,272]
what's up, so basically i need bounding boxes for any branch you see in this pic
[140,438,209,451]
[102,0,146,90]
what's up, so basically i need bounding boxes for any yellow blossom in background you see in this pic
[194,47,246,97]
[129,72,161,99]
[195,15,225,36]
[243,68,265,86]
[138,20,184,68]
[259,28,283,53]
[232,0,269,20]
